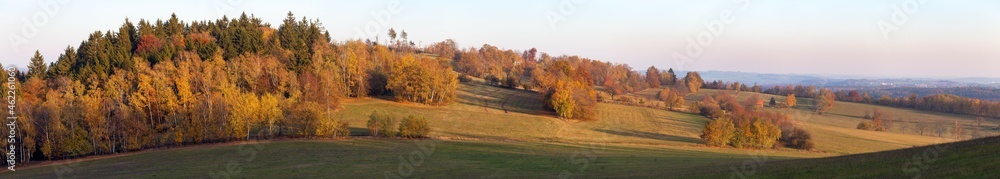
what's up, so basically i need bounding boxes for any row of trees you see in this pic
[871,93,1000,119]
[760,85,1000,119]
[425,40,708,119]
[4,13,457,165]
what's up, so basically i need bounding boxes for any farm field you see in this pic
[692,135,1000,178]
[5,84,994,178]
[4,139,831,178]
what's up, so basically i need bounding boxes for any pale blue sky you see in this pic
[2,0,999,78]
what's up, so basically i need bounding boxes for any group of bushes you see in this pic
[857,108,891,131]
[698,92,814,150]
[366,111,432,138]
[701,116,783,149]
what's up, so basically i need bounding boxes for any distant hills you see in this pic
[687,70,1000,88]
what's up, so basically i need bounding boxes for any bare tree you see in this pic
[897,118,908,133]
[952,120,964,139]
[915,122,927,135]
[934,123,946,137]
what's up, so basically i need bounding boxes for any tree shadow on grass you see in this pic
[349,127,369,137]
[594,129,703,144]
[456,84,549,116]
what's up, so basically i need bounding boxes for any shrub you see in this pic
[398,115,431,138]
[780,127,814,150]
[857,121,875,130]
[747,119,781,149]
[285,102,324,137]
[458,74,473,83]
[700,117,736,147]
[336,121,351,137]
[367,110,396,137]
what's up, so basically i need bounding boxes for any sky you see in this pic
[2,0,999,78]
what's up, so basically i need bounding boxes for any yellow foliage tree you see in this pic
[785,94,797,108]
[550,80,577,119]
[700,117,736,147]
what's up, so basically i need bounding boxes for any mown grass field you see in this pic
[4,139,831,178]
[5,83,997,178]
[335,83,717,147]
[691,136,1000,178]
[680,89,997,154]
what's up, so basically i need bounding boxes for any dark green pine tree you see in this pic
[47,46,77,78]
[667,68,676,85]
[27,50,47,79]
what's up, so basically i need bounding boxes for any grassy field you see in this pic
[680,89,996,154]
[4,83,996,178]
[3,139,831,178]
[691,136,1000,178]
[335,83,716,147]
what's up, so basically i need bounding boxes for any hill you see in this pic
[689,135,1000,178]
[627,88,995,154]
[4,83,836,178]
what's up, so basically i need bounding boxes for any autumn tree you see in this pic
[701,117,735,147]
[815,88,835,114]
[743,95,762,111]
[869,108,891,131]
[398,115,431,138]
[657,88,685,109]
[785,94,797,108]
[259,93,282,138]
[387,54,459,105]
[683,72,703,93]
[550,80,578,119]
[747,119,782,149]
[780,127,814,150]
[367,110,396,137]
[338,40,372,97]
[645,66,661,88]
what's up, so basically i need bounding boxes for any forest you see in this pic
[0,12,705,165]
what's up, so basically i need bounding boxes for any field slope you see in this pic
[4,84,995,178]
[690,136,1000,178]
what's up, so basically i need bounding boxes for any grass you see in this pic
[679,89,996,154]
[689,136,1000,178]
[2,139,831,178]
[5,84,996,177]
[335,83,716,146]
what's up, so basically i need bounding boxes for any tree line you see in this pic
[3,11,720,164]
[2,12,457,164]
[704,81,1000,119]
[424,39,702,120]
